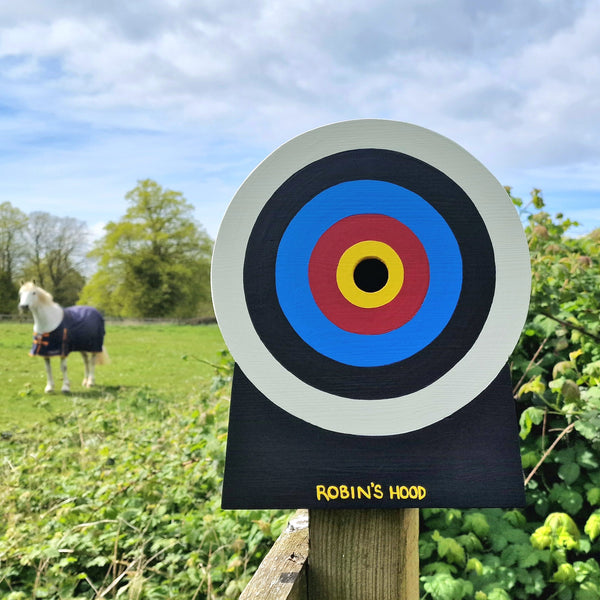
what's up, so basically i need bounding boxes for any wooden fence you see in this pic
[241,509,419,600]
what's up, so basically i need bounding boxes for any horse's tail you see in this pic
[96,346,111,365]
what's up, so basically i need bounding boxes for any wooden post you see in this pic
[308,508,419,600]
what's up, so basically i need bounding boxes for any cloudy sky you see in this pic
[1,0,599,240]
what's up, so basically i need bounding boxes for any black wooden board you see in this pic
[221,363,525,509]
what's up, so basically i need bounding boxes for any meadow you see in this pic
[0,322,225,428]
[0,321,289,599]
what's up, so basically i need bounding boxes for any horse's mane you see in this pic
[20,281,55,305]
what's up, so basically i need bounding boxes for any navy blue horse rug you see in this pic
[31,306,105,358]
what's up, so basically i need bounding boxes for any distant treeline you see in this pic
[1,179,214,319]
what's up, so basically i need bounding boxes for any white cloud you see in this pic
[0,0,599,235]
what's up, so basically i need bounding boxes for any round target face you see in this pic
[212,120,530,436]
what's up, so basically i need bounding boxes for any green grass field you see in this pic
[0,321,225,429]
[0,320,289,598]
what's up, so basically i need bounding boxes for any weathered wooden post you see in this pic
[308,509,419,599]
[211,120,531,598]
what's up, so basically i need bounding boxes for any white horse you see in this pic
[18,281,109,393]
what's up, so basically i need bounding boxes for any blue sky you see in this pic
[1,0,599,240]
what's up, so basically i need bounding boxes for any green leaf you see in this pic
[575,582,600,600]
[586,487,600,506]
[559,462,581,485]
[573,559,600,583]
[532,513,581,550]
[555,447,576,464]
[577,448,599,470]
[551,485,584,515]
[584,511,600,542]
[422,562,458,576]
[520,549,547,569]
[552,361,577,379]
[532,315,560,338]
[561,380,581,402]
[578,538,592,553]
[581,386,600,408]
[85,556,110,567]
[546,512,581,539]
[456,533,483,553]
[522,568,547,596]
[501,543,544,568]
[518,378,547,402]
[558,589,574,600]
[437,536,466,566]
[422,574,474,600]
[553,563,577,584]
[531,189,545,209]
[583,360,600,383]
[466,557,483,575]
[419,538,437,560]
[574,415,600,441]
[519,406,546,439]
[569,349,584,363]
[521,451,539,469]
[499,544,519,567]
[531,525,552,550]
[462,513,490,538]
[503,509,527,529]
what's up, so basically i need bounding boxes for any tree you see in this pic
[0,203,87,311]
[24,211,88,305]
[23,211,89,306]
[80,179,213,318]
[0,202,28,278]
[0,202,28,313]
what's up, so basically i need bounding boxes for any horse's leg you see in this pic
[44,358,54,393]
[82,353,88,387]
[86,353,97,388]
[60,357,71,393]
[81,352,90,387]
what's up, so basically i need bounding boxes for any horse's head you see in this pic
[18,280,51,312]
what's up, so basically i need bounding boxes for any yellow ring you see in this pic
[336,240,404,308]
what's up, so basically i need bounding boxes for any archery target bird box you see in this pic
[211,120,530,509]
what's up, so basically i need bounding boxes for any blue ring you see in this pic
[275,180,462,367]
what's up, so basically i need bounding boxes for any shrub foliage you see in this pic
[420,191,600,599]
[0,352,288,599]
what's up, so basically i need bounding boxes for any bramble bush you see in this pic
[0,351,288,599]
[420,190,600,600]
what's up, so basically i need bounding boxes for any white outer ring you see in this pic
[211,120,531,436]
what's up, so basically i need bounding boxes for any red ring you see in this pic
[308,214,430,334]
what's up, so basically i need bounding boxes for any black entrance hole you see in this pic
[353,258,388,293]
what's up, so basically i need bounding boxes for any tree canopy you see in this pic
[0,202,27,312]
[0,202,27,279]
[23,211,88,306]
[80,179,213,318]
[0,203,87,311]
